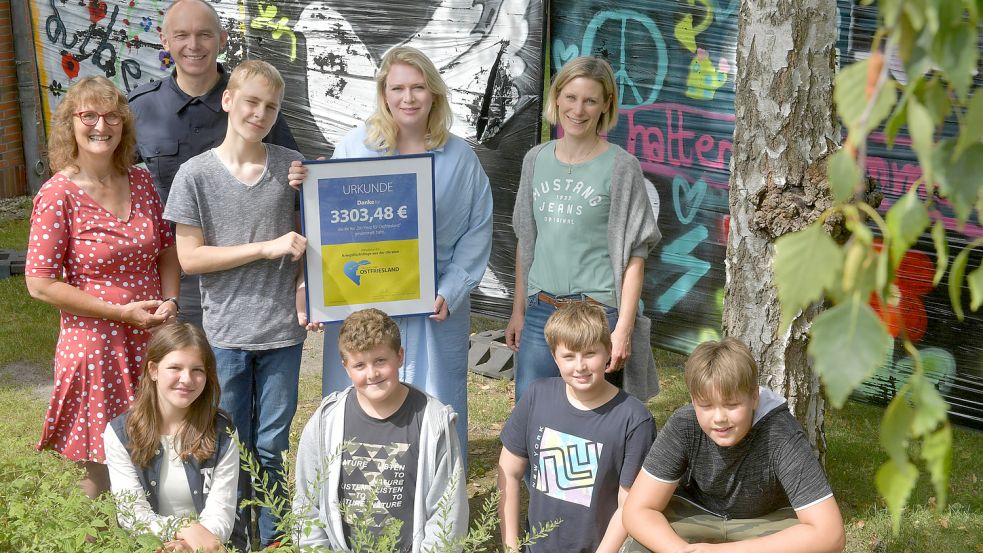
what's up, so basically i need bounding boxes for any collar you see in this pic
[166,64,229,113]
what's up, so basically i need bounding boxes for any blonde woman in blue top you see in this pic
[290,46,493,455]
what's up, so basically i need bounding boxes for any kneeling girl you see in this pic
[104,322,238,553]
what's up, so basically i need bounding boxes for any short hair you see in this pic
[544,302,612,354]
[543,56,619,134]
[338,308,402,362]
[162,0,223,35]
[48,76,136,174]
[364,46,453,153]
[684,337,759,403]
[227,59,285,99]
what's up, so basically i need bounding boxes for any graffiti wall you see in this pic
[24,0,982,425]
[551,0,983,427]
[26,0,544,316]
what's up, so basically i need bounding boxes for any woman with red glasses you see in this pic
[25,76,180,498]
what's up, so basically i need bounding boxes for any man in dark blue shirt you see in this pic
[129,0,298,330]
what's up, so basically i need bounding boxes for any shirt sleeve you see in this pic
[161,164,202,228]
[619,409,657,488]
[25,179,71,279]
[139,167,175,250]
[294,410,333,549]
[436,150,493,314]
[103,425,176,540]
[774,422,835,511]
[197,429,239,543]
[499,383,536,458]
[640,407,690,483]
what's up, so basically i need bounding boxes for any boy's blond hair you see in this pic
[684,337,758,403]
[338,308,402,363]
[227,59,285,99]
[543,302,612,354]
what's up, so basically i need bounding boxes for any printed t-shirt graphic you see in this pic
[533,427,603,508]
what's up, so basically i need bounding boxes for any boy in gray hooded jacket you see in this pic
[294,308,467,552]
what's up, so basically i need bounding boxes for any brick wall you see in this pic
[0,0,28,198]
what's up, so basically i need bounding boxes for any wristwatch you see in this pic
[163,296,181,313]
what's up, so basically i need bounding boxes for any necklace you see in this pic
[559,135,601,174]
[77,168,114,185]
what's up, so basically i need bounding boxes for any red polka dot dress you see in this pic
[26,167,175,463]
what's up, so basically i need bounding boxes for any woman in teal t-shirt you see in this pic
[506,56,661,402]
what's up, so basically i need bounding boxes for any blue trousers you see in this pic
[212,343,302,549]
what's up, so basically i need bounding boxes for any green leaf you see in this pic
[809,296,893,407]
[910,376,949,436]
[835,60,898,136]
[774,224,844,331]
[885,189,930,268]
[920,77,952,125]
[968,263,983,311]
[933,23,977,99]
[828,149,862,203]
[876,459,918,535]
[955,92,983,159]
[934,140,983,223]
[949,246,971,320]
[931,220,949,286]
[884,93,909,148]
[880,0,902,25]
[881,388,914,467]
[921,423,952,510]
[907,99,935,183]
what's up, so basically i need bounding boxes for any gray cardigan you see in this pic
[512,141,662,400]
[293,386,467,552]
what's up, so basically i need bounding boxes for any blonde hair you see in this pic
[338,308,402,363]
[48,76,136,174]
[364,46,452,153]
[684,337,759,403]
[544,302,612,354]
[227,59,284,100]
[125,323,222,467]
[543,56,619,134]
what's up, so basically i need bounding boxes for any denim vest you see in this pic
[108,412,235,515]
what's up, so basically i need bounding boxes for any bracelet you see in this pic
[163,296,180,313]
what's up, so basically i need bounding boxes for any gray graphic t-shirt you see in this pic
[500,378,655,552]
[340,387,425,551]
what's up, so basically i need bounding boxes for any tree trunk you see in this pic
[723,0,839,461]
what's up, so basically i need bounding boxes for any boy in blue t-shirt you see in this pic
[498,302,656,552]
[622,337,845,553]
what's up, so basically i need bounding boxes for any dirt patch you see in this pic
[0,196,32,224]
[0,361,53,400]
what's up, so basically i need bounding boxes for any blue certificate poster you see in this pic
[300,154,436,322]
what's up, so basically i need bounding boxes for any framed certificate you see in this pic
[300,154,437,323]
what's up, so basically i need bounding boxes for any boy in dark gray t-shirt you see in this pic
[163,60,308,548]
[622,337,845,553]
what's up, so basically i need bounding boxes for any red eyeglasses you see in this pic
[74,111,123,126]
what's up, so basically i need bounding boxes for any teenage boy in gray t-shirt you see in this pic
[622,337,845,553]
[163,60,309,549]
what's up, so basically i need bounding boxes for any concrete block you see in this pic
[468,329,514,381]
[0,249,25,279]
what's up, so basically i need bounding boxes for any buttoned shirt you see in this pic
[128,64,298,204]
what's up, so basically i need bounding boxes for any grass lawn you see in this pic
[1,197,981,552]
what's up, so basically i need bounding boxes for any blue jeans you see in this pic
[213,343,303,549]
[514,293,620,402]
